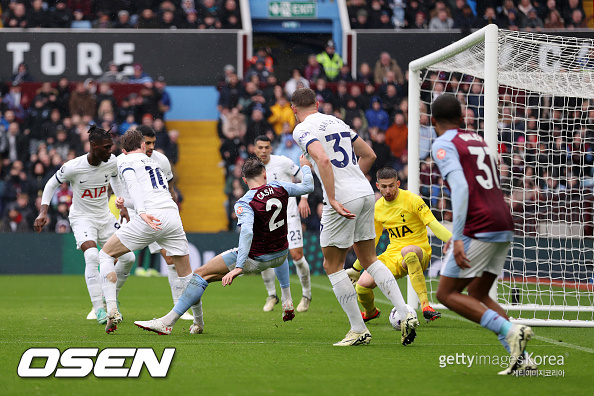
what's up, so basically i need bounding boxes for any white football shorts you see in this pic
[70,213,123,249]
[116,208,189,256]
[440,237,510,279]
[287,216,303,250]
[319,194,376,249]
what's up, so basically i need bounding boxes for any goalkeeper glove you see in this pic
[346,267,361,287]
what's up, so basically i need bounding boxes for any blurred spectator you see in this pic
[341,97,366,128]
[385,111,408,159]
[566,8,586,29]
[348,0,368,26]
[129,63,153,84]
[154,76,172,119]
[4,2,28,28]
[98,62,129,83]
[11,63,35,85]
[313,78,334,104]
[275,128,302,166]
[316,40,343,82]
[372,10,395,29]
[221,0,242,29]
[454,4,477,30]
[429,8,454,30]
[411,11,428,29]
[200,12,222,29]
[374,52,405,85]
[524,8,544,31]
[336,64,354,82]
[69,82,96,118]
[332,81,351,112]
[218,73,242,112]
[183,9,200,28]
[473,6,504,28]
[3,124,29,164]
[268,95,295,136]
[544,9,565,29]
[93,11,112,29]
[137,9,160,29]
[49,0,73,28]
[71,9,92,29]
[365,96,390,131]
[27,0,47,28]
[352,9,370,29]
[68,0,93,20]
[167,129,180,165]
[284,68,310,98]
[113,10,134,28]
[244,58,271,82]
[356,62,374,84]
[304,54,325,84]
[0,203,31,232]
[563,0,584,24]
[250,47,274,73]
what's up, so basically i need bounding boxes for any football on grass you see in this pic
[389,304,417,330]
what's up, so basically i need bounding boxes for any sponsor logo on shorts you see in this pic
[436,149,446,160]
[17,347,175,378]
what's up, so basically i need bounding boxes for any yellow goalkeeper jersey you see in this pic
[374,189,436,253]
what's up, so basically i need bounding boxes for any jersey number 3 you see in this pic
[468,146,500,190]
[325,132,356,168]
[266,198,285,231]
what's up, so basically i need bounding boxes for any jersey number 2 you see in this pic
[266,198,285,231]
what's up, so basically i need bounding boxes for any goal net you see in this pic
[408,25,594,327]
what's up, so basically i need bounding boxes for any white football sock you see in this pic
[191,301,203,325]
[366,261,407,321]
[294,256,311,299]
[328,270,366,333]
[261,267,277,296]
[167,264,182,304]
[115,252,135,297]
[280,286,292,305]
[99,250,118,313]
[83,248,104,312]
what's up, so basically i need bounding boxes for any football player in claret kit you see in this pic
[134,156,314,335]
[290,88,419,346]
[116,125,194,321]
[34,125,137,325]
[99,129,196,334]
[254,135,313,313]
[430,94,534,375]
[347,167,451,323]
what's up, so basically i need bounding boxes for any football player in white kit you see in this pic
[290,88,419,346]
[99,129,197,334]
[34,126,137,325]
[253,135,313,312]
[117,125,193,321]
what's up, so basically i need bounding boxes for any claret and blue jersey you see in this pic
[432,128,514,242]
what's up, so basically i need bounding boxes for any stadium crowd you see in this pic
[0,0,242,30]
[218,40,594,234]
[347,0,589,31]
[0,70,179,233]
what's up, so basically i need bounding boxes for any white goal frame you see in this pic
[407,24,594,327]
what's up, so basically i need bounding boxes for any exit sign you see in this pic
[268,1,317,18]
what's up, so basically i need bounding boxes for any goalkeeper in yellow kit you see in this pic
[347,167,452,323]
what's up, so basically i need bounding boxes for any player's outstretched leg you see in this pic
[274,260,295,321]
[261,268,279,312]
[355,274,380,322]
[167,263,194,320]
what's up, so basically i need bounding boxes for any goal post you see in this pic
[407,25,594,327]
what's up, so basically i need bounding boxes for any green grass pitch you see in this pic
[1,274,591,395]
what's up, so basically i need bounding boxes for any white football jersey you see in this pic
[293,112,373,204]
[117,152,177,212]
[55,154,118,218]
[264,154,301,218]
[116,150,173,206]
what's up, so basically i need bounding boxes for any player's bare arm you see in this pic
[222,267,243,286]
[34,204,49,233]
[307,141,354,219]
[352,136,377,174]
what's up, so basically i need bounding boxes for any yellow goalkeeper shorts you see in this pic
[377,248,432,279]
